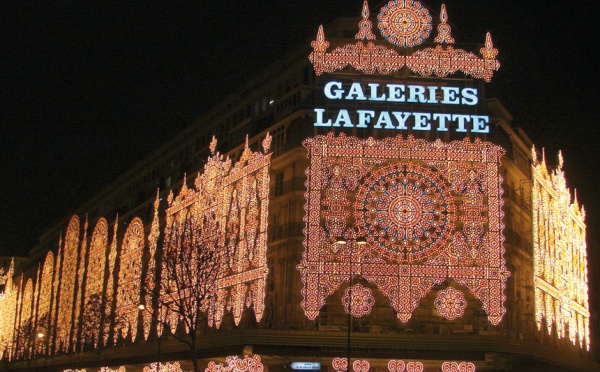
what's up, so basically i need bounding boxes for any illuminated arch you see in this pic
[37,251,54,329]
[56,215,80,353]
[81,218,109,347]
[115,217,145,342]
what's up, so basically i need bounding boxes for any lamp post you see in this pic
[336,236,367,372]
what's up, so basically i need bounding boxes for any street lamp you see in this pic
[340,235,367,372]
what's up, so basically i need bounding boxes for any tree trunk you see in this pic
[191,329,199,372]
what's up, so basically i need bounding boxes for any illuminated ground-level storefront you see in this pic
[0,1,595,371]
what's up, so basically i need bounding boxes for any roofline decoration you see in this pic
[309,1,500,82]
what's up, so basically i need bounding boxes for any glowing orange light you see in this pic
[309,2,500,81]
[532,148,590,349]
[298,134,508,325]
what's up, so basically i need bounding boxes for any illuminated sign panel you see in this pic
[314,81,490,133]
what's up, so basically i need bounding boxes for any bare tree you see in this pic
[147,209,222,372]
[13,317,34,361]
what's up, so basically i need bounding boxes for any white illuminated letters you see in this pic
[314,81,490,133]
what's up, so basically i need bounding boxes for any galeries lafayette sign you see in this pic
[314,81,490,133]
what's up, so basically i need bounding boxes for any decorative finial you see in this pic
[209,135,217,155]
[557,151,564,169]
[356,1,376,40]
[154,189,160,210]
[434,4,455,44]
[262,132,272,154]
[311,25,330,54]
[481,32,498,60]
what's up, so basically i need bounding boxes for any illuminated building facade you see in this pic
[0,1,595,371]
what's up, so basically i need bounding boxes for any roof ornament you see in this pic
[309,2,500,82]
[355,0,376,41]
[434,4,455,44]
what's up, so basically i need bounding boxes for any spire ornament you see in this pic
[355,1,376,41]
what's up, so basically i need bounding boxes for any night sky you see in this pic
[0,1,598,261]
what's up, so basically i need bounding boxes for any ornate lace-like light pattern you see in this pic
[532,148,590,349]
[434,287,467,320]
[309,2,500,81]
[56,216,80,353]
[377,0,432,48]
[37,251,54,342]
[441,362,476,372]
[163,136,271,331]
[143,362,182,372]
[82,219,109,348]
[342,284,375,318]
[298,133,508,324]
[99,367,126,372]
[205,355,264,372]
[115,218,145,342]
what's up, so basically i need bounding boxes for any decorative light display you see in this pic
[37,251,54,338]
[143,194,161,340]
[356,1,375,41]
[99,367,126,372]
[143,362,182,372]
[56,216,80,353]
[163,135,271,331]
[441,362,475,372]
[377,0,432,48]
[342,284,374,318]
[532,148,590,349]
[309,2,500,81]
[298,133,508,324]
[103,217,119,346]
[434,287,467,321]
[115,218,145,342]
[434,4,454,44]
[332,358,348,372]
[72,217,89,351]
[19,279,33,330]
[0,260,16,359]
[205,355,264,372]
[82,218,109,348]
[388,361,425,372]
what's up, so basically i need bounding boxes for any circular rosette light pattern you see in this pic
[434,287,467,320]
[377,0,432,48]
[342,284,375,318]
[354,163,456,263]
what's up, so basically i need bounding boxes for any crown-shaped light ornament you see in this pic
[309,1,500,82]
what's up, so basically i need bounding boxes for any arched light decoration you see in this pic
[532,148,590,350]
[298,133,509,325]
[56,216,80,353]
[309,1,500,81]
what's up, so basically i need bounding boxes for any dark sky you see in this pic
[0,1,598,258]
